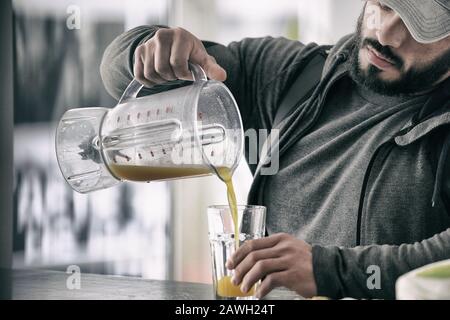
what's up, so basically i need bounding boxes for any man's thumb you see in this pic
[202,56,227,82]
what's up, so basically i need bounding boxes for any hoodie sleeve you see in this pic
[312,227,450,300]
[99,25,320,134]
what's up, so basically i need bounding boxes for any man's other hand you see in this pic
[226,233,318,299]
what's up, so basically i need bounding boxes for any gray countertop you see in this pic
[13,269,303,300]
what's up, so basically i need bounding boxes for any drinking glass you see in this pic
[207,205,266,300]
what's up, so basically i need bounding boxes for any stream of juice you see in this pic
[215,167,239,250]
[215,167,255,297]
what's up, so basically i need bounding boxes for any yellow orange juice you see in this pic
[215,167,239,250]
[216,276,256,297]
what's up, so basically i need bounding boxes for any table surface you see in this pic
[13,269,303,300]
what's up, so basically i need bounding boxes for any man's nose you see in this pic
[376,13,408,48]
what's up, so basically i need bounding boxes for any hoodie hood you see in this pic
[322,33,356,79]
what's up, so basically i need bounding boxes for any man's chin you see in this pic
[351,44,408,96]
[350,65,404,96]
[359,55,401,81]
[363,66,401,82]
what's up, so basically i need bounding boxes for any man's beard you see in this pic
[349,12,450,96]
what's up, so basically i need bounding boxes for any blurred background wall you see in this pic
[12,0,364,285]
[13,0,171,281]
[1,0,13,300]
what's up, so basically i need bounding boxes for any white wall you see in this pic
[298,0,364,44]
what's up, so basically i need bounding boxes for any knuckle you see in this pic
[266,275,275,287]
[276,233,288,241]
[197,54,210,66]
[247,252,257,265]
[154,63,171,76]
[134,44,144,56]
[173,69,191,79]
[271,233,281,240]
[171,64,190,78]
[134,66,144,79]
[143,39,155,50]
[255,260,266,273]
[154,28,172,41]
[173,26,188,38]
[209,55,217,63]
[279,242,293,255]
[258,286,269,298]
[143,68,156,80]
[170,57,187,69]
[233,268,242,280]
[135,70,144,81]
[135,75,145,84]
[265,274,278,287]
[172,26,184,34]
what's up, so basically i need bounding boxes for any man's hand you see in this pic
[226,233,317,299]
[134,27,227,87]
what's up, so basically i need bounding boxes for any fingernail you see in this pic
[240,285,247,293]
[231,276,238,285]
[225,260,231,269]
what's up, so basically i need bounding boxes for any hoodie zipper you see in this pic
[355,138,396,246]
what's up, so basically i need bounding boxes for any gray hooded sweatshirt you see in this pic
[100,26,450,300]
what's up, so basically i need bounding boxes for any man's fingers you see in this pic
[227,234,285,269]
[152,28,176,81]
[170,36,193,80]
[255,271,289,299]
[239,258,286,294]
[135,27,226,85]
[154,41,177,81]
[134,53,145,83]
[230,247,280,286]
[134,51,155,87]
[143,52,167,85]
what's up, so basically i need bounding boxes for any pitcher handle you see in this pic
[118,62,208,104]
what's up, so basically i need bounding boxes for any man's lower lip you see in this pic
[366,48,395,70]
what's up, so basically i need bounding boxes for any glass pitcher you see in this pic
[55,64,243,193]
